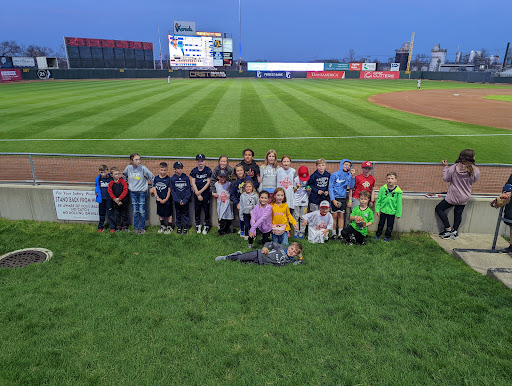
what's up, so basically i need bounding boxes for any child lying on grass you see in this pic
[215,241,303,266]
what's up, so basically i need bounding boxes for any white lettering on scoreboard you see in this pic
[53,190,98,221]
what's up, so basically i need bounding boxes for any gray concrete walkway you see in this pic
[430,233,512,288]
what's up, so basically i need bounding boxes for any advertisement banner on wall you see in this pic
[37,69,52,80]
[362,63,376,71]
[53,190,98,221]
[173,20,196,36]
[0,69,22,81]
[0,56,13,68]
[223,38,233,53]
[12,57,36,68]
[390,63,400,71]
[323,63,349,71]
[189,71,227,78]
[256,71,292,79]
[307,71,345,79]
[349,63,362,71]
[360,71,400,79]
[248,62,324,72]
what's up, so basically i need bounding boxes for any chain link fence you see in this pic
[0,153,510,195]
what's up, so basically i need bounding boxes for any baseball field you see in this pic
[1,78,511,163]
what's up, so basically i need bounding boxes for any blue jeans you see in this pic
[272,231,289,245]
[130,191,147,230]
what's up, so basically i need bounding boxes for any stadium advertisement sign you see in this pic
[12,57,36,68]
[349,63,362,71]
[324,63,349,71]
[360,71,400,79]
[390,63,400,71]
[0,56,13,68]
[307,71,345,79]
[0,69,22,81]
[189,71,227,78]
[362,63,376,71]
[248,62,324,72]
[173,20,196,36]
[256,71,292,79]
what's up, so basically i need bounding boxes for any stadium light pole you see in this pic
[238,0,242,71]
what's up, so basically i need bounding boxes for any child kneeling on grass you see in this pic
[216,241,303,265]
[301,200,333,244]
[341,190,374,245]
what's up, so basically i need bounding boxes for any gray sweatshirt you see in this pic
[123,164,155,192]
[239,191,259,214]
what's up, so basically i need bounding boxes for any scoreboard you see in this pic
[64,37,154,69]
[168,35,233,67]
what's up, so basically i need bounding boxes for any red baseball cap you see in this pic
[361,161,372,168]
[298,166,309,181]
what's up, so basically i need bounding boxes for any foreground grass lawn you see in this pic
[0,219,511,384]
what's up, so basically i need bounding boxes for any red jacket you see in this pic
[108,178,128,202]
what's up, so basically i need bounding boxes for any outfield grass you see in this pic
[0,79,511,163]
[485,95,512,102]
[1,219,511,384]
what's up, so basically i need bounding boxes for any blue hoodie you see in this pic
[95,173,113,203]
[328,159,355,201]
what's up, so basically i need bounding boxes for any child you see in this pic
[435,149,480,239]
[230,164,247,236]
[190,153,212,234]
[241,148,260,190]
[215,169,234,235]
[270,187,298,245]
[107,167,129,232]
[216,241,303,266]
[150,162,172,234]
[308,158,331,212]
[328,159,355,239]
[123,153,155,234]
[276,155,297,211]
[249,190,273,248]
[293,166,310,239]
[351,161,375,208]
[301,200,333,244]
[211,155,234,195]
[501,177,512,254]
[240,180,259,241]
[375,172,403,242]
[170,161,191,234]
[95,164,115,233]
[259,149,278,194]
[341,190,374,245]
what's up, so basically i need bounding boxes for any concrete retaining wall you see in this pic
[0,184,508,236]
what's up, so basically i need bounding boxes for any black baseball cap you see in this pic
[196,154,206,160]
[173,161,184,169]
[218,169,228,178]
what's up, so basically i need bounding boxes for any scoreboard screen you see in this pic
[168,35,214,67]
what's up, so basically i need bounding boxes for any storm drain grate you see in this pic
[0,248,52,268]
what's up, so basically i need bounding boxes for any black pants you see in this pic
[174,202,189,228]
[113,202,129,229]
[248,228,271,245]
[376,213,396,238]
[243,213,252,235]
[341,225,365,244]
[98,199,115,229]
[227,250,275,265]
[194,195,211,227]
[218,219,232,235]
[435,199,465,231]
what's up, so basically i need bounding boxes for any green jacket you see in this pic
[375,185,403,217]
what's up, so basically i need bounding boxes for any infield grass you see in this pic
[1,219,512,384]
[0,79,511,163]
[485,95,512,102]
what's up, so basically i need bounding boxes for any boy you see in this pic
[95,165,115,233]
[170,161,192,234]
[241,148,260,190]
[301,200,333,244]
[328,159,355,239]
[308,158,331,212]
[215,169,234,235]
[123,153,155,234]
[107,167,130,232]
[341,190,374,245]
[293,165,310,239]
[216,241,303,266]
[350,161,375,208]
[375,172,403,242]
[499,179,512,254]
[190,154,212,234]
[150,162,172,234]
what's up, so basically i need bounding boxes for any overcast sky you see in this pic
[2,0,510,61]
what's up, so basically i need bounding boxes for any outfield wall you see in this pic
[0,184,508,237]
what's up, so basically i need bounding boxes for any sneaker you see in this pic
[110,229,115,234]
[500,245,512,254]
[177,227,183,234]
[248,243,253,249]
[139,229,146,235]
[240,230,245,237]
[450,230,459,240]
[158,225,165,234]
[164,226,173,235]
[375,236,380,240]
[116,229,121,232]
[202,226,209,235]
[331,235,338,240]
[439,229,453,238]
[293,233,298,239]
[123,228,129,232]
[97,229,103,233]
[349,235,357,244]
[134,229,140,234]
[183,228,189,235]
[215,255,227,261]
[196,225,202,234]
[384,237,390,242]
[243,235,249,241]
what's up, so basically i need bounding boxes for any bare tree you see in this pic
[0,40,23,56]
[348,49,356,62]
[410,54,429,71]
[24,45,53,57]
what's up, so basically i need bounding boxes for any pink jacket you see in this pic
[250,204,272,234]
[443,163,480,205]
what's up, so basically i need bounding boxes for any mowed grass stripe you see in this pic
[250,80,315,137]
[1,83,186,138]
[157,80,232,138]
[261,80,351,134]
[72,81,211,139]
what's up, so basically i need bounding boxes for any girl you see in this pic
[215,170,233,235]
[230,164,247,236]
[276,155,297,211]
[239,180,259,242]
[259,149,278,194]
[249,190,273,248]
[270,187,298,245]
[436,149,480,239]
[211,155,234,197]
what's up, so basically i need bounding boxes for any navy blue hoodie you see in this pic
[230,177,246,206]
[170,173,191,204]
[308,170,331,205]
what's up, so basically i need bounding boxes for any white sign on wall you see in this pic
[390,63,400,71]
[12,57,36,68]
[173,20,196,36]
[362,63,376,71]
[53,190,98,221]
